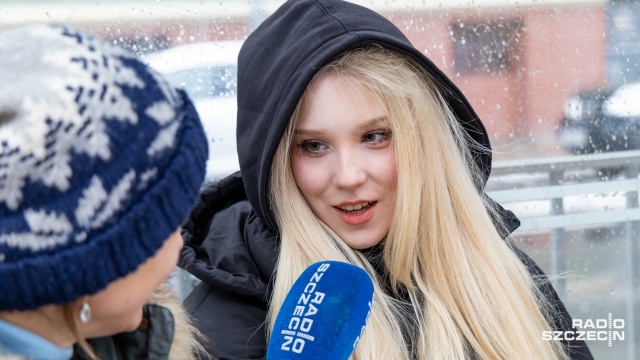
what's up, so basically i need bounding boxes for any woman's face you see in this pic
[79,229,183,337]
[290,74,397,249]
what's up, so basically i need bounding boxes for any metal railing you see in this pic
[487,149,640,360]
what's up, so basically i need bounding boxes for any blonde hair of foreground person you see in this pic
[268,46,568,360]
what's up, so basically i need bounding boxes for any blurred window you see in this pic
[451,20,521,75]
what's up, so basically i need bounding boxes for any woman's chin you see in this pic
[122,310,145,332]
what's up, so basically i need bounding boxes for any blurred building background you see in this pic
[0,0,621,160]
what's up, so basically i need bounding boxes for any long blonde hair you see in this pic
[268,45,567,359]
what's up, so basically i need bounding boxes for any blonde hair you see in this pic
[268,45,568,359]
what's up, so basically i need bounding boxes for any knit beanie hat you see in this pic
[0,24,208,311]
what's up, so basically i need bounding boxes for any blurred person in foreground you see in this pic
[179,0,594,359]
[0,23,209,359]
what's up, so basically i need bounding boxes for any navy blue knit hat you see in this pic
[0,24,208,311]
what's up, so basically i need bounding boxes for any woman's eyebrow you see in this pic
[295,116,388,135]
[358,116,388,130]
[294,128,327,135]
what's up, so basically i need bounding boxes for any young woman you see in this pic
[0,23,208,359]
[180,0,594,359]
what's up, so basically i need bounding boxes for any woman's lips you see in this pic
[334,201,377,225]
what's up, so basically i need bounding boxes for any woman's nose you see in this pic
[332,149,366,189]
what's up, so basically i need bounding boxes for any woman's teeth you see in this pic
[338,202,372,212]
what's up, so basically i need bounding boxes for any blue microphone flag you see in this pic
[266,261,374,360]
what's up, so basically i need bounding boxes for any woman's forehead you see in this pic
[295,75,388,132]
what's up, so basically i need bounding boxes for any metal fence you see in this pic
[487,149,640,360]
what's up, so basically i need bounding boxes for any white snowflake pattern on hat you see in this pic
[0,24,185,251]
[0,24,144,210]
[0,23,209,312]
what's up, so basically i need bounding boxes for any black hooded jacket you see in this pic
[180,1,594,359]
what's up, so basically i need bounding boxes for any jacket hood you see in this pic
[237,0,492,232]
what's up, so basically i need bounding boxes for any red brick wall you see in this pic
[78,2,607,158]
[520,5,606,150]
[386,3,606,158]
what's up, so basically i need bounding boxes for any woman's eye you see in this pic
[363,131,391,145]
[298,140,329,155]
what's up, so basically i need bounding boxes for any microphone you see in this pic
[266,261,374,360]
